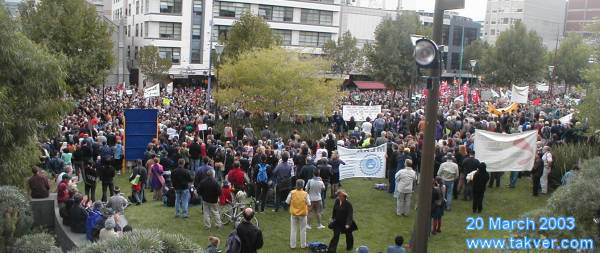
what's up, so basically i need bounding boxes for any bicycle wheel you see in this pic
[220,205,234,225]
[251,216,259,228]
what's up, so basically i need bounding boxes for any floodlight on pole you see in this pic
[414,39,439,68]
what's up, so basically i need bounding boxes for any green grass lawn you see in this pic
[81,173,548,253]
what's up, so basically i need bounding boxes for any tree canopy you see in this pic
[482,21,545,85]
[215,47,342,117]
[0,8,70,187]
[19,0,113,96]
[323,31,361,75]
[462,39,490,75]
[139,46,172,85]
[365,13,426,90]
[222,12,277,62]
[555,34,592,86]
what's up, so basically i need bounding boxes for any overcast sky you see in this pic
[390,0,488,21]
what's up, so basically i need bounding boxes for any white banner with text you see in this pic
[338,144,387,180]
[342,105,381,122]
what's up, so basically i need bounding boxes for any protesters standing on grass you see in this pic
[437,155,458,211]
[130,159,147,205]
[328,152,345,199]
[306,169,325,229]
[236,208,264,253]
[461,150,479,201]
[286,179,311,249]
[328,190,357,253]
[172,158,193,218]
[394,159,416,216]
[541,146,553,194]
[273,152,293,212]
[150,158,165,201]
[197,169,222,229]
[472,163,490,213]
[431,178,446,235]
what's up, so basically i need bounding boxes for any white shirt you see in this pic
[395,167,417,194]
[305,177,325,201]
[437,161,459,182]
[361,121,372,134]
[542,152,553,169]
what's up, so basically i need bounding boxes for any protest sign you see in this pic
[338,144,387,180]
[166,82,173,95]
[510,85,529,104]
[342,105,381,121]
[144,84,160,98]
[559,113,573,124]
[474,130,537,172]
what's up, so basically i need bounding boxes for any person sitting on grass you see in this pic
[387,235,406,253]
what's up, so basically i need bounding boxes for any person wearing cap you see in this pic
[394,159,417,216]
[107,186,129,214]
[327,189,357,253]
[437,155,458,211]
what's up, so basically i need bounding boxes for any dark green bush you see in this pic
[71,229,204,253]
[0,186,33,251]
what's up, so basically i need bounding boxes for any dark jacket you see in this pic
[299,164,316,183]
[97,163,115,183]
[130,165,147,185]
[69,205,88,233]
[197,177,221,204]
[317,163,333,184]
[171,167,193,190]
[189,142,202,160]
[237,221,264,253]
[331,198,358,232]
[28,174,50,199]
[473,169,490,193]
[462,157,480,176]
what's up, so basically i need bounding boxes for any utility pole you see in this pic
[413,1,464,252]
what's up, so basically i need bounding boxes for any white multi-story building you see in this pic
[484,0,566,49]
[111,0,341,86]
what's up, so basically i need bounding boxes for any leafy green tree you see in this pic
[215,47,341,117]
[223,12,277,62]
[323,31,361,75]
[0,8,70,187]
[579,64,600,131]
[365,13,424,89]
[484,21,545,86]
[555,34,592,87]
[138,46,172,85]
[462,40,489,75]
[19,0,113,96]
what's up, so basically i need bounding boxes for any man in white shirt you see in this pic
[541,146,553,194]
[361,117,373,135]
[437,155,459,210]
[394,159,417,216]
[305,170,325,229]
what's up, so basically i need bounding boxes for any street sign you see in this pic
[439,0,465,10]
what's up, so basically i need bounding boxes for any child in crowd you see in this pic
[206,236,221,253]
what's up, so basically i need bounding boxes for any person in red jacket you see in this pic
[57,174,71,208]
[226,161,248,192]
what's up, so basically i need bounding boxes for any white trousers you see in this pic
[541,167,550,194]
[290,215,307,248]
[396,192,412,215]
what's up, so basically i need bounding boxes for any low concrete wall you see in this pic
[30,193,130,252]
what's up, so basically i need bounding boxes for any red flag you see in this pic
[472,89,480,104]
[532,98,541,106]
[462,83,470,104]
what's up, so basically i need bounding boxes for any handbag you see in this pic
[327,220,335,230]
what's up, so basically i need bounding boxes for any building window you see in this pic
[192,25,202,40]
[259,5,293,22]
[159,22,182,40]
[273,29,292,46]
[299,31,330,47]
[159,47,181,64]
[191,48,202,64]
[160,0,182,14]
[490,29,496,35]
[134,46,138,59]
[136,0,139,14]
[126,25,130,36]
[127,45,130,58]
[144,22,148,37]
[145,0,149,13]
[135,24,139,37]
[515,8,523,12]
[491,20,496,24]
[301,9,333,25]
[212,25,231,41]
[193,0,203,15]
[213,1,250,18]
[502,18,509,24]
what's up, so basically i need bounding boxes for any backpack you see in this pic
[308,242,329,253]
[256,163,268,184]
[225,228,242,253]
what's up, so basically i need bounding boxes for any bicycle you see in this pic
[220,192,260,228]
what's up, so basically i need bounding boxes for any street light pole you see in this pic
[413,1,464,252]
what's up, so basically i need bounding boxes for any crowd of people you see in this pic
[27,81,590,252]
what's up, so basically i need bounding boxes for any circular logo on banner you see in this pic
[360,154,383,176]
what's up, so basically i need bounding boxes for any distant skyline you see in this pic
[374,0,487,21]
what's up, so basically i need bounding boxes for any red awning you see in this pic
[354,81,387,90]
